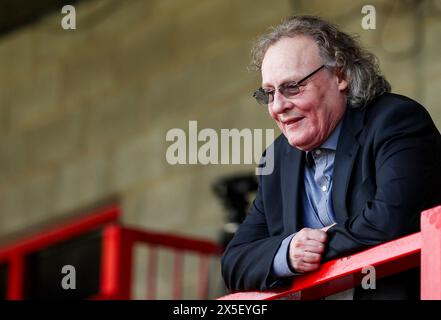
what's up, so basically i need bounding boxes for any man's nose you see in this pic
[271,90,293,115]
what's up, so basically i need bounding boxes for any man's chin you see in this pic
[286,136,314,151]
[286,137,305,150]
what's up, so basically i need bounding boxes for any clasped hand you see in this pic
[288,224,335,273]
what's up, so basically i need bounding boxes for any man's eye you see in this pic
[263,89,274,96]
[283,83,300,95]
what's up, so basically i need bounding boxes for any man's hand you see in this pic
[288,228,328,273]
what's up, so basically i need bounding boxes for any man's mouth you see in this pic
[282,117,304,126]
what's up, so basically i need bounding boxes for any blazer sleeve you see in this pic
[220,171,292,291]
[324,100,441,261]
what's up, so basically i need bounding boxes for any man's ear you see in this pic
[336,68,348,92]
[338,78,348,92]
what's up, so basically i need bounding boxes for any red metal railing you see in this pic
[1,205,440,299]
[0,205,121,299]
[218,206,441,300]
[0,204,223,300]
[96,225,223,299]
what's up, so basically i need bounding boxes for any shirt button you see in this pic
[315,150,322,156]
[322,185,327,192]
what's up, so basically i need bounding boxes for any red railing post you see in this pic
[6,254,25,300]
[100,225,133,299]
[147,246,158,300]
[198,255,210,299]
[421,205,441,300]
[172,251,184,299]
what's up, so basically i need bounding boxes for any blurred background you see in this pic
[0,0,440,299]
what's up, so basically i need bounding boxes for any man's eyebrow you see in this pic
[261,75,301,88]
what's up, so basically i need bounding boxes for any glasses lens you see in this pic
[253,89,269,105]
[280,83,300,98]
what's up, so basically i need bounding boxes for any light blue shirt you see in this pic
[272,122,342,277]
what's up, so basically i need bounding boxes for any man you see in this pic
[221,16,441,299]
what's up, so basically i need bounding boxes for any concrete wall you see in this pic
[0,0,440,298]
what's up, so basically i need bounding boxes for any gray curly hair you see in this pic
[250,15,391,108]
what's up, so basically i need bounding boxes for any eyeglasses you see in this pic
[253,65,325,105]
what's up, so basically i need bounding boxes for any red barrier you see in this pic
[0,203,222,300]
[0,205,120,300]
[1,205,439,300]
[97,225,223,299]
[219,206,441,300]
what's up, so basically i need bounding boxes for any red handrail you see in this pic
[218,206,441,300]
[0,205,120,260]
[0,205,121,300]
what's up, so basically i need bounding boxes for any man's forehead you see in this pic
[261,36,321,87]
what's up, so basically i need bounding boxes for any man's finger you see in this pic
[302,240,326,251]
[302,251,322,263]
[290,246,324,262]
[296,261,320,273]
[302,244,325,254]
[305,229,328,242]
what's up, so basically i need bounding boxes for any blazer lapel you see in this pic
[281,140,304,234]
[332,107,365,223]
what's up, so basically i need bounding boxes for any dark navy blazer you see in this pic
[221,93,441,299]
